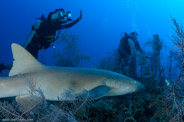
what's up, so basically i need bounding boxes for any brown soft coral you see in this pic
[170,17,184,83]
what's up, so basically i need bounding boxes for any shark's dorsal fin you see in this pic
[9,43,45,76]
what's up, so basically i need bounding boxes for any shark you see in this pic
[0,43,143,105]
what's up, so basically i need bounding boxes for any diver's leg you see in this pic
[25,42,39,58]
[0,63,12,72]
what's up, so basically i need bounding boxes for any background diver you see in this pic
[0,8,82,73]
[118,32,143,58]
[117,32,144,66]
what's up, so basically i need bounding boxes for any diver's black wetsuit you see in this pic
[26,12,81,58]
[0,9,82,72]
[118,32,143,58]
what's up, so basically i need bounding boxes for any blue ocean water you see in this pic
[0,0,183,66]
[0,0,184,121]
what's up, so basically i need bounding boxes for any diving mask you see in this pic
[58,11,72,21]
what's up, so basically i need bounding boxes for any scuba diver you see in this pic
[117,32,144,67]
[25,8,82,58]
[118,32,143,59]
[117,32,144,78]
[0,8,82,73]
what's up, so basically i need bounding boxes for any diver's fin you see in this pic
[89,85,111,99]
[16,94,45,112]
[9,43,45,76]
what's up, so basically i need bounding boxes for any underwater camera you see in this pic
[58,11,72,21]
[66,11,72,21]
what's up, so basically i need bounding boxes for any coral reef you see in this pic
[149,17,184,122]
[1,17,184,121]
[144,34,163,78]
[97,17,184,121]
[150,81,184,121]
[98,49,120,72]
[170,17,184,83]
[52,32,90,67]
[0,86,92,121]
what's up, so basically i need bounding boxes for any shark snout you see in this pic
[135,81,144,91]
[127,80,144,93]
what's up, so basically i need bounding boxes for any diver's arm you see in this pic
[135,40,143,52]
[59,10,82,29]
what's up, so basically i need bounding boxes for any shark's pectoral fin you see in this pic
[16,93,45,112]
[89,85,111,99]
